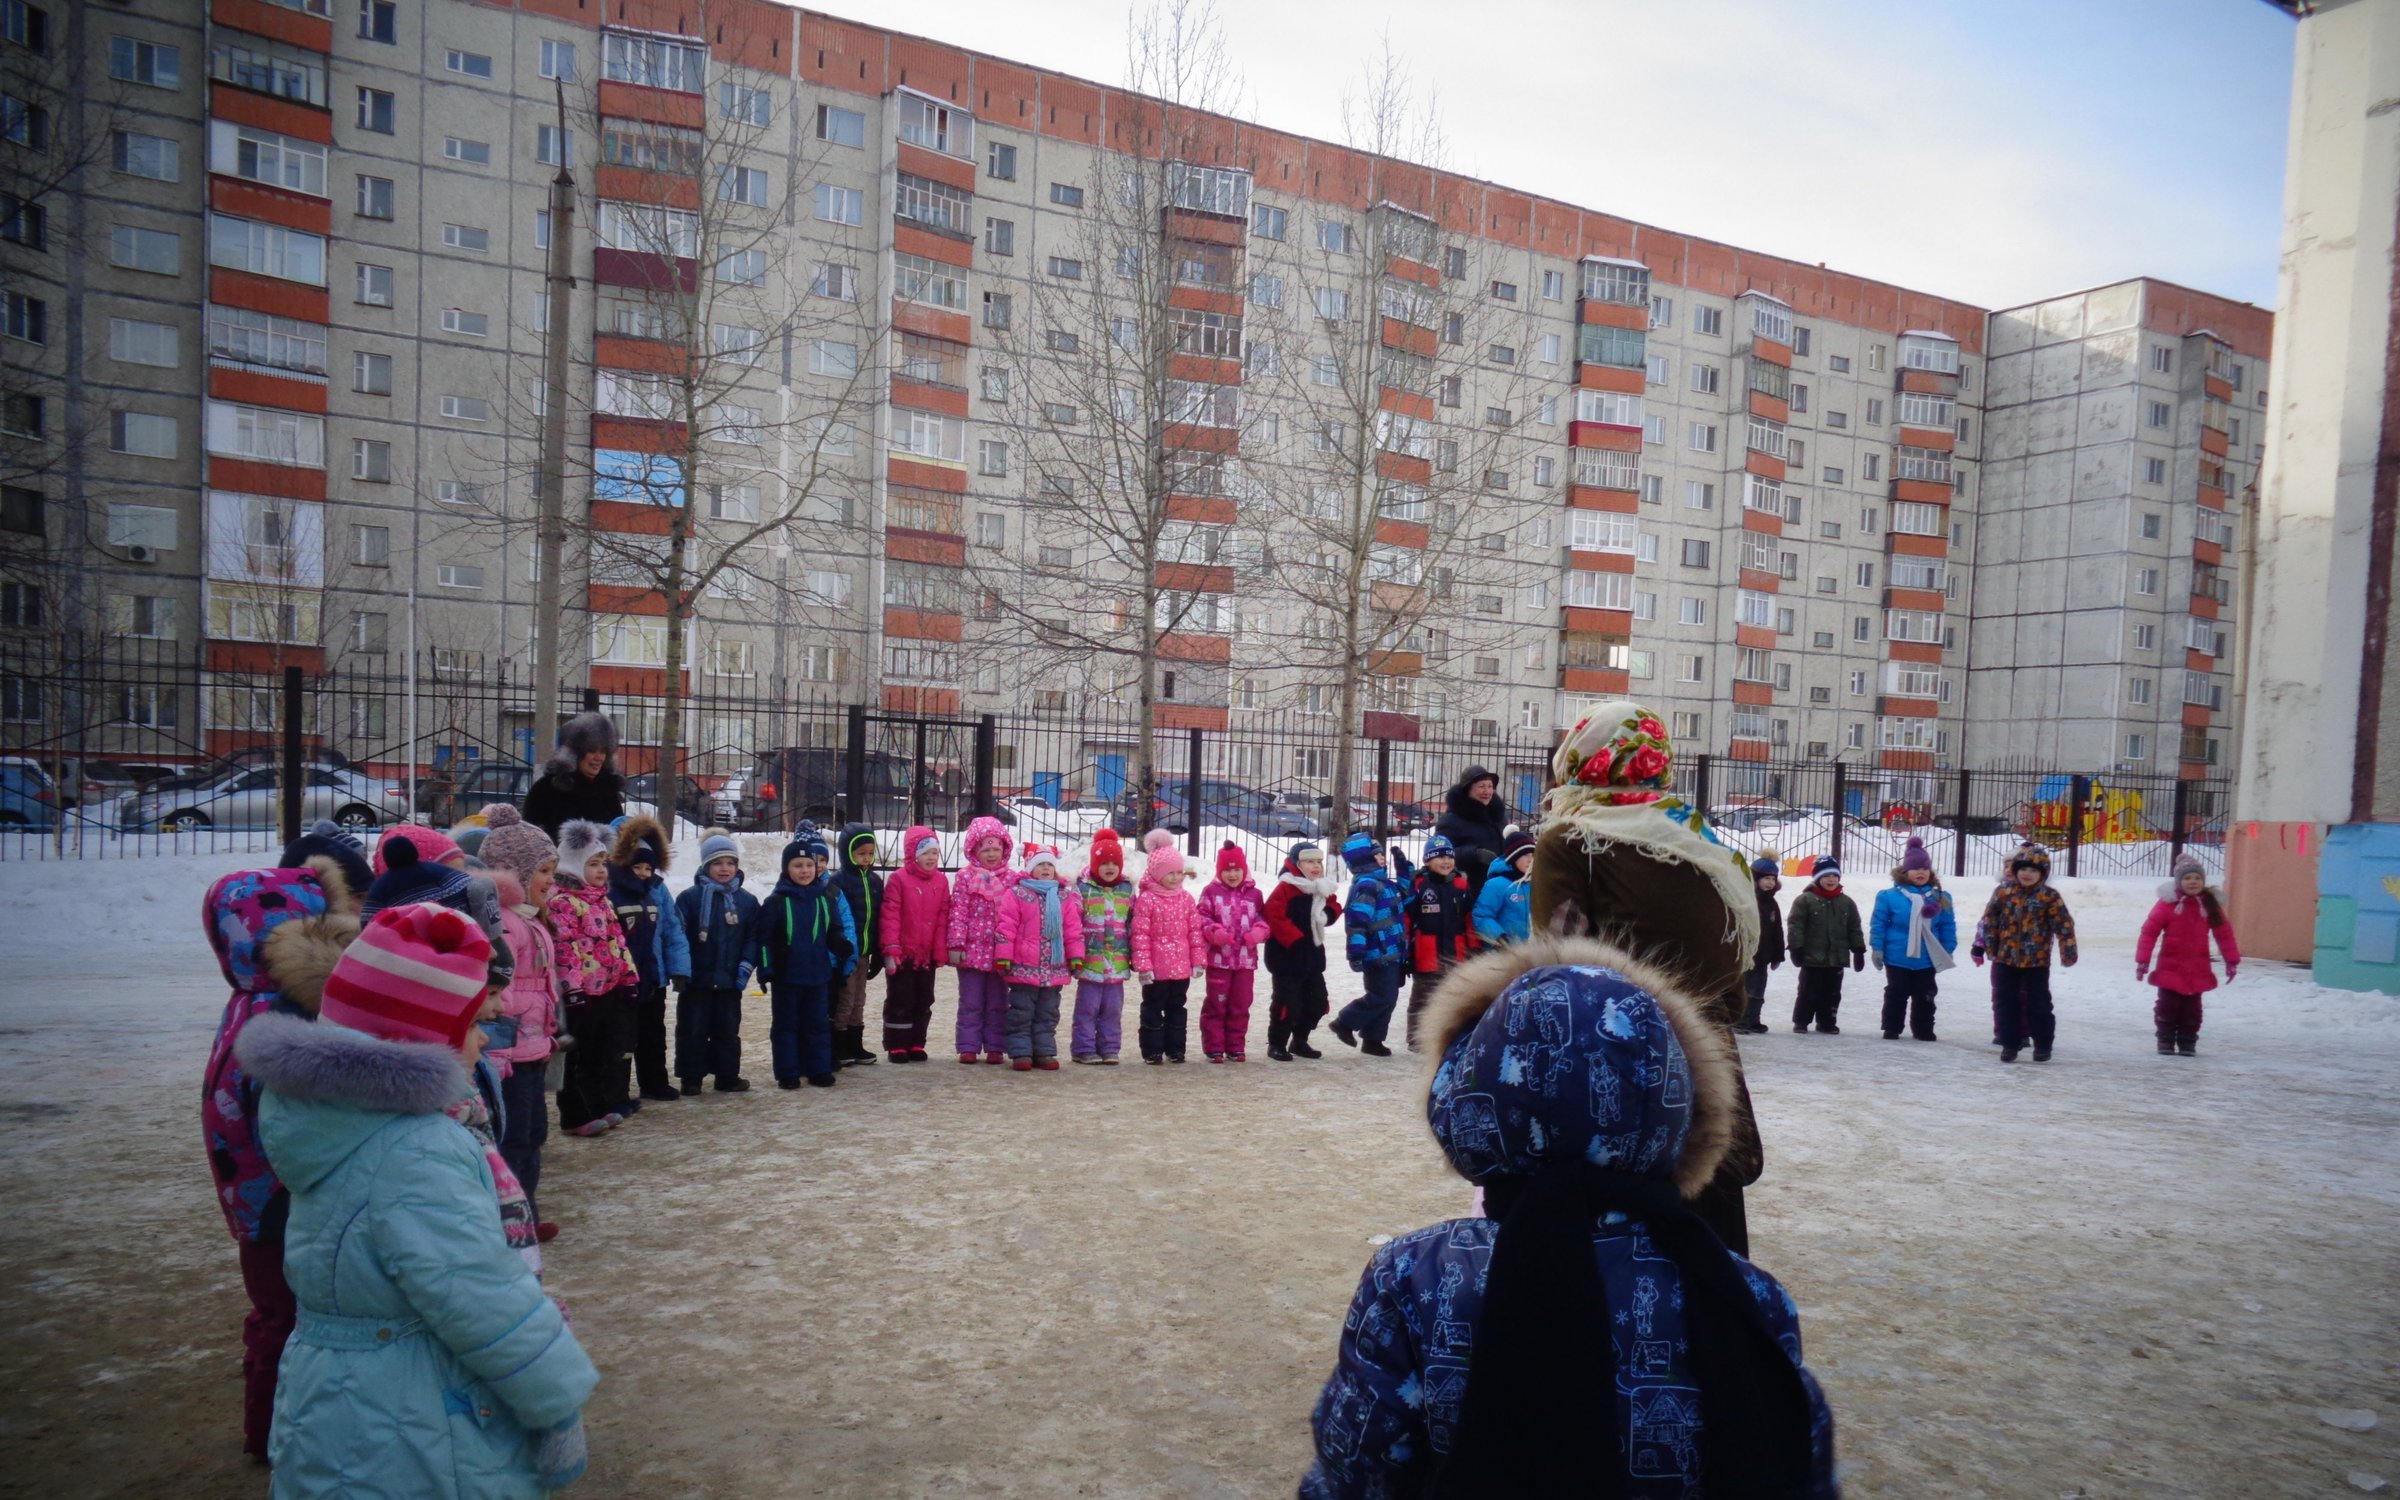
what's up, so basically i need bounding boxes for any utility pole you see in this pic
[531,80,578,752]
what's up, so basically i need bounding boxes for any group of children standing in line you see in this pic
[1736,836,2241,1063]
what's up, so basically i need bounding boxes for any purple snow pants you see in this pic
[956,968,1010,1056]
[1073,979,1125,1058]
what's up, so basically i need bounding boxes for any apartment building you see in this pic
[1969,279,2268,778]
[0,0,2257,796]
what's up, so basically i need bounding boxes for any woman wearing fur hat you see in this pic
[1868,836,1957,1041]
[1531,703,1768,1253]
[521,711,625,839]
[546,819,639,1131]
[607,815,692,1100]
[1196,841,1271,1062]
[201,857,359,1460]
[2136,855,2239,1056]
[1433,765,1511,906]
[1299,938,1837,1498]
[233,905,598,1496]
[1263,841,1344,1060]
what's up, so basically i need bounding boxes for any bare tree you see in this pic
[1242,45,1548,836]
[459,15,879,828]
[964,0,1250,828]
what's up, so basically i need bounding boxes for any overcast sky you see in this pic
[817,0,2296,311]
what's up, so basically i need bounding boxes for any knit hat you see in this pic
[555,819,610,877]
[1086,827,1126,876]
[1423,833,1457,861]
[782,830,828,870]
[1751,852,1781,878]
[373,823,463,876]
[279,818,374,897]
[900,825,940,864]
[451,826,489,861]
[1142,827,1186,881]
[1287,839,1321,867]
[697,827,740,866]
[1811,855,1841,879]
[1499,830,1536,870]
[2172,851,2207,881]
[2008,843,2051,875]
[1900,836,1932,873]
[1020,841,1063,877]
[318,903,495,1049]
[360,835,473,916]
[478,805,558,888]
[1215,840,1248,878]
[1341,830,1380,871]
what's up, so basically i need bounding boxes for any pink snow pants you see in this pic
[1200,968,1256,1057]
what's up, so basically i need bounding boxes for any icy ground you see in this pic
[1,850,2396,1498]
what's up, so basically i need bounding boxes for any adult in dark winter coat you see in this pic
[1528,701,1768,1255]
[1434,765,1511,902]
[522,712,626,839]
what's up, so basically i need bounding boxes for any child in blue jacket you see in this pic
[756,828,857,1089]
[607,815,692,1103]
[1470,830,1535,947]
[1328,833,1408,1058]
[1868,835,1957,1041]
[675,829,759,1093]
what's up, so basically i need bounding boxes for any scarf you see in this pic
[957,859,1016,907]
[1902,885,1954,969]
[446,1081,542,1274]
[1541,786,1763,962]
[1017,877,1065,966]
[1432,1163,1819,1499]
[1279,869,1344,946]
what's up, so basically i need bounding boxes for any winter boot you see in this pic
[1999,1047,2020,1063]
[716,1077,751,1093]
[1268,1045,1294,1061]
[807,1072,837,1087]
[1361,1038,1393,1058]
[680,1077,705,1095]
[2177,1033,2197,1057]
[2032,1046,2052,1062]
[2158,1034,2176,1055]
[641,1083,682,1101]
[959,1052,980,1065]
[1291,1037,1323,1059]
[1328,1019,1358,1049]
[849,1029,878,1065]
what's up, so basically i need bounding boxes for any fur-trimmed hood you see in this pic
[234,1011,469,1190]
[1420,934,1743,1201]
[609,812,670,872]
[204,856,361,1013]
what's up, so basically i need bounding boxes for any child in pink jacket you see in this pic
[1130,829,1206,1064]
[879,825,951,1062]
[947,814,1016,1064]
[1196,841,1270,1061]
[995,842,1085,1071]
[2135,853,2240,1057]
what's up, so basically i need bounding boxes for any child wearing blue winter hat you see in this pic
[755,825,857,1088]
[1328,833,1408,1057]
[1300,936,1836,1496]
[1401,834,1478,1051]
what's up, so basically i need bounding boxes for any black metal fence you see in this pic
[0,643,2227,879]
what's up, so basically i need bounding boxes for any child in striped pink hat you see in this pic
[319,903,495,1049]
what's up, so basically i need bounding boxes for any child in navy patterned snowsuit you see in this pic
[1301,937,1838,1498]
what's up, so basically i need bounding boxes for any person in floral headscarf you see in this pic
[1528,700,1770,1253]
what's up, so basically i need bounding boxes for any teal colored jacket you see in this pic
[239,1014,598,1499]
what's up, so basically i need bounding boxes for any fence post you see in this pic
[973,714,997,818]
[581,686,600,714]
[1952,768,1972,878]
[2170,776,2192,866]
[2066,774,2089,878]
[910,717,930,830]
[843,704,867,826]
[1375,738,1392,842]
[280,664,304,846]
[1185,727,1204,857]
[1692,753,1712,818]
[1830,761,1847,868]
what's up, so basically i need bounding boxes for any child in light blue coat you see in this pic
[1868,835,1957,1041]
[1469,830,1535,946]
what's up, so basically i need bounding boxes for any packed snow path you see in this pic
[0,855,2394,1496]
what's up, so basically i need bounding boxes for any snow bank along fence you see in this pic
[0,646,2227,875]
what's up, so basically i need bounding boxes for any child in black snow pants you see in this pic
[1737,853,1784,1034]
[1973,843,2078,1062]
[1785,855,1864,1033]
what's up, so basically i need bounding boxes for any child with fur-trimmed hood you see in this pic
[1300,937,1837,1498]
[2136,852,2239,1056]
[607,814,691,1103]
[546,818,639,1133]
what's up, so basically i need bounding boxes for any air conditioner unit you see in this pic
[126,545,158,564]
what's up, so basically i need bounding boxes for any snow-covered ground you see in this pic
[1,850,2395,1497]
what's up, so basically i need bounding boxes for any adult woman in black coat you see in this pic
[1435,765,1510,901]
[522,712,627,838]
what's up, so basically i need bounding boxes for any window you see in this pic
[2140,511,2164,541]
[442,136,491,166]
[440,394,490,423]
[985,139,1017,179]
[602,29,705,91]
[1534,456,1557,487]
[720,81,771,125]
[0,292,39,345]
[211,215,324,283]
[1885,609,1943,643]
[352,350,391,394]
[110,33,180,86]
[814,183,863,225]
[4,0,48,51]
[2133,622,2158,651]
[440,222,489,253]
[2129,676,2153,706]
[1252,202,1286,239]
[1318,218,1353,253]
[1690,305,1723,337]
[355,173,394,219]
[539,37,575,79]
[1866,343,1888,373]
[351,438,389,481]
[355,86,394,133]
[1688,422,1719,453]
[1683,481,1716,512]
[109,130,180,182]
[1049,181,1085,208]
[2148,400,2172,430]
[213,36,327,104]
[2124,733,2150,762]
[896,91,971,156]
[981,291,1013,330]
[894,252,966,310]
[1565,571,1635,611]
[355,263,393,306]
[2134,567,2159,596]
[1680,539,1711,569]
[533,125,570,167]
[892,408,965,463]
[107,316,177,366]
[110,411,177,457]
[1044,254,1084,281]
[1640,474,1665,505]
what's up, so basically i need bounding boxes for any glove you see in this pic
[2134,964,2148,982]
[535,1415,589,1489]
[1851,952,1866,973]
[670,975,690,996]
[1971,946,1986,967]
[994,959,1011,975]
[1869,952,1885,971]
[867,955,886,979]
[2225,963,2238,981]
[1770,959,1784,971]
[736,964,754,989]
[949,949,966,967]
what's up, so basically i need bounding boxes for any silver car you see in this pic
[123,764,410,832]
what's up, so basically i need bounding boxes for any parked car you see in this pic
[1931,812,2013,836]
[624,771,714,824]
[140,744,353,801]
[121,765,409,832]
[73,761,151,811]
[743,747,987,830]
[1111,778,1316,839]
[710,772,752,827]
[450,763,532,819]
[0,757,61,830]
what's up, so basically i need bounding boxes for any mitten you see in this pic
[536,1415,589,1488]
[2225,963,2238,981]
[1851,952,1866,973]
[949,948,966,967]
[1770,959,1784,971]
[671,975,689,996]
[1869,952,1885,971]
[2134,964,2148,982]
[994,958,1011,974]
[1970,945,1986,967]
